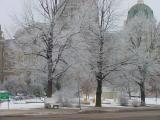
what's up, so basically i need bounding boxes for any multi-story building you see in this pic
[0,26,17,83]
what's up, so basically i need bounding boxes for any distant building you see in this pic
[127,0,154,22]
[0,26,5,83]
[0,26,16,83]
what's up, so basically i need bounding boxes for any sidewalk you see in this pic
[0,108,79,116]
[79,106,160,114]
[1,106,160,116]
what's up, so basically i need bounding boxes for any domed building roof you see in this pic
[127,0,154,20]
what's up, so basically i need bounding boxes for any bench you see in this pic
[44,97,60,109]
[52,104,59,109]
[45,103,60,109]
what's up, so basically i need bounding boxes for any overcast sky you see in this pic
[0,0,159,38]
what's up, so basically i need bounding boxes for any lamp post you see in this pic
[78,78,81,110]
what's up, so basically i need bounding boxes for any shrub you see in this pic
[62,98,72,107]
[44,103,51,109]
[132,100,140,107]
[119,95,128,106]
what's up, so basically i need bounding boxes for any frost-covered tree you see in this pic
[15,0,100,98]
[15,0,83,97]
[81,0,128,107]
[123,16,160,106]
[3,78,27,95]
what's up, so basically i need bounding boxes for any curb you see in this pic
[78,107,160,114]
[1,107,160,116]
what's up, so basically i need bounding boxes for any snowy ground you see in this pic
[102,99,123,107]
[0,98,160,110]
[102,98,160,107]
[145,98,160,105]
[0,98,44,110]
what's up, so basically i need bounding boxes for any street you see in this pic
[1,110,160,120]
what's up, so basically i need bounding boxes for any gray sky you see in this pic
[0,0,160,38]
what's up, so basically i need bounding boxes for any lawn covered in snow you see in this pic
[0,98,160,110]
[101,98,160,107]
[0,98,44,110]
[146,98,160,105]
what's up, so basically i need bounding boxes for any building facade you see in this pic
[0,26,16,83]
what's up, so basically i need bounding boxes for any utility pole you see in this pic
[76,71,81,110]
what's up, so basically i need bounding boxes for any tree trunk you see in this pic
[96,79,102,107]
[128,83,132,99]
[46,53,53,97]
[46,41,53,97]
[140,82,145,106]
[55,80,61,91]
[95,32,104,107]
[46,24,54,98]
[47,80,52,97]
[128,89,131,99]
[47,67,53,97]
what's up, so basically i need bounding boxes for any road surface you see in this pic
[1,110,160,120]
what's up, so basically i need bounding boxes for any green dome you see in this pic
[127,3,154,20]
